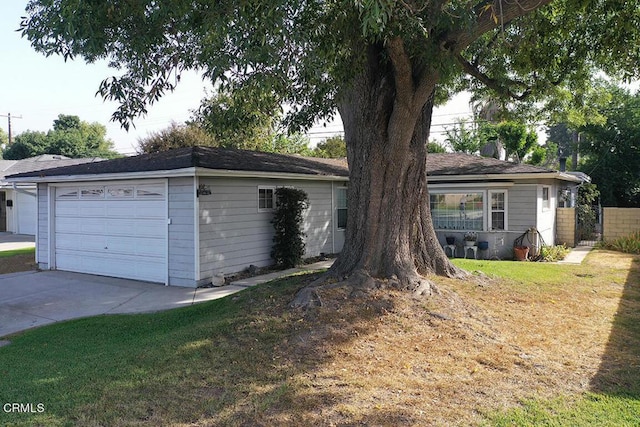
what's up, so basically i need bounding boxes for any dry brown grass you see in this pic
[0,253,37,274]
[249,251,637,426]
[4,250,636,426]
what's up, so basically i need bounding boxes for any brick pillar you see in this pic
[556,208,576,247]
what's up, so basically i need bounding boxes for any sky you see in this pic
[0,2,473,156]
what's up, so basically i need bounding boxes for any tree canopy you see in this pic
[23,0,640,131]
[311,136,347,158]
[137,122,216,154]
[579,84,640,207]
[3,114,119,160]
[0,128,8,156]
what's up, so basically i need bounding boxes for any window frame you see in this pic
[79,187,105,199]
[429,189,509,232]
[336,186,348,230]
[488,190,508,231]
[542,186,551,211]
[429,190,484,231]
[258,186,276,212]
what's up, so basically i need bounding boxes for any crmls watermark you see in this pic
[3,403,45,413]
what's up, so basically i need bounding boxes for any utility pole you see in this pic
[0,113,23,145]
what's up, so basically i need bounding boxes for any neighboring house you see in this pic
[7,147,587,287]
[0,155,102,235]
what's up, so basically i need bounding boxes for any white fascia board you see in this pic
[7,166,350,184]
[5,182,36,190]
[428,172,583,184]
[5,167,198,184]
[194,167,349,182]
[428,181,515,189]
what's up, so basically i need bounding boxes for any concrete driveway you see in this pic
[0,270,248,338]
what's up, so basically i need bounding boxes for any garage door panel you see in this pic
[105,201,165,218]
[104,235,165,257]
[56,233,107,252]
[56,217,106,234]
[56,218,165,238]
[56,233,164,257]
[56,250,165,283]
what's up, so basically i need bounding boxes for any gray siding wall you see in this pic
[168,177,196,286]
[198,177,335,281]
[36,183,49,269]
[508,184,537,232]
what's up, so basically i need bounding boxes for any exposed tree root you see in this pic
[290,268,446,310]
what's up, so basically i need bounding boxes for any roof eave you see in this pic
[5,168,198,183]
[6,166,350,183]
[195,167,349,181]
[428,172,584,183]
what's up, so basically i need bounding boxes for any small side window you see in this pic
[336,187,347,229]
[136,185,165,199]
[107,187,134,198]
[80,187,105,199]
[56,188,79,199]
[258,187,275,211]
[542,186,551,210]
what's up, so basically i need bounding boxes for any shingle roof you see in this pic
[426,152,554,176]
[1,154,102,180]
[6,147,563,180]
[7,147,350,179]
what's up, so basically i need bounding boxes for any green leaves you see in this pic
[356,0,395,39]
[2,114,119,160]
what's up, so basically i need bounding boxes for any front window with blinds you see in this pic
[430,193,483,231]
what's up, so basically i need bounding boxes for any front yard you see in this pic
[0,250,638,426]
[0,247,36,275]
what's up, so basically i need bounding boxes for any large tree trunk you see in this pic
[291,43,465,308]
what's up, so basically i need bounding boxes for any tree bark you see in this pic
[291,43,465,308]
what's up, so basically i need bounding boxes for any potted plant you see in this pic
[464,231,477,247]
[445,236,456,245]
[514,245,530,261]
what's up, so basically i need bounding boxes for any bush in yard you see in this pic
[599,230,640,254]
[271,188,309,269]
[540,245,571,262]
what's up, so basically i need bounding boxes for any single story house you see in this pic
[7,147,586,286]
[0,155,101,235]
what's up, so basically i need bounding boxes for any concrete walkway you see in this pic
[558,245,593,264]
[0,233,35,252]
[0,260,333,338]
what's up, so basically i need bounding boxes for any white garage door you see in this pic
[54,183,167,283]
[16,191,37,235]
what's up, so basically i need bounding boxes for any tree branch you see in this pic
[455,53,531,100]
[443,0,554,53]
[386,37,415,107]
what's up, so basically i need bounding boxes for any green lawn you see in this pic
[0,247,35,258]
[0,251,638,426]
